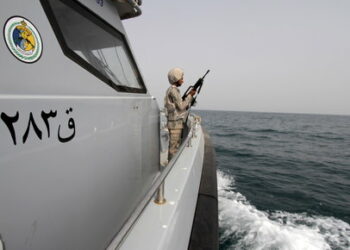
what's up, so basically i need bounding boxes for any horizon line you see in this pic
[193,108,350,117]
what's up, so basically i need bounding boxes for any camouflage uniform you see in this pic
[164,85,193,160]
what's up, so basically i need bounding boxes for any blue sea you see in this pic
[195,110,350,250]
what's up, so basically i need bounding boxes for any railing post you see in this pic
[154,177,166,205]
[156,110,169,205]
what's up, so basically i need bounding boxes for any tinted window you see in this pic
[42,0,146,93]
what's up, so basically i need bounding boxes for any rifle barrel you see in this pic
[202,70,210,79]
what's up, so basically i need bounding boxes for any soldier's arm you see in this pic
[170,89,192,112]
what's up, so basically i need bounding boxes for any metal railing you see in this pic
[107,115,197,250]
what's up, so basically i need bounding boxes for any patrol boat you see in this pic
[0,1,217,249]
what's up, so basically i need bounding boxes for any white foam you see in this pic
[218,171,350,250]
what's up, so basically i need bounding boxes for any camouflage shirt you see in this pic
[164,85,193,129]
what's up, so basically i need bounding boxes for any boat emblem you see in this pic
[3,16,43,63]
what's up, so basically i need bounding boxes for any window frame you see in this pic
[40,0,147,94]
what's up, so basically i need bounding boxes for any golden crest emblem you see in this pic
[4,16,42,63]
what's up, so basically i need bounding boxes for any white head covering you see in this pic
[168,67,184,84]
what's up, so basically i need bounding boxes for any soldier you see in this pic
[164,68,196,160]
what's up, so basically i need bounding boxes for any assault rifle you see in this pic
[182,69,210,107]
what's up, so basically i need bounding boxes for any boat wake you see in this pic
[218,171,350,250]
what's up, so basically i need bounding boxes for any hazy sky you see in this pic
[124,0,350,115]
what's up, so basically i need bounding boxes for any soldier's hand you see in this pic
[189,89,196,96]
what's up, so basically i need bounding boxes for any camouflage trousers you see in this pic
[168,128,183,160]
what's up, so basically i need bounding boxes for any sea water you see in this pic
[195,110,350,250]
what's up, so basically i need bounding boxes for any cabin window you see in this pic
[41,0,146,93]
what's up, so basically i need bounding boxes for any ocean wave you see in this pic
[214,146,259,158]
[307,134,345,141]
[218,171,350,250]
[248,128,290,134]
[214,132,242,138]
